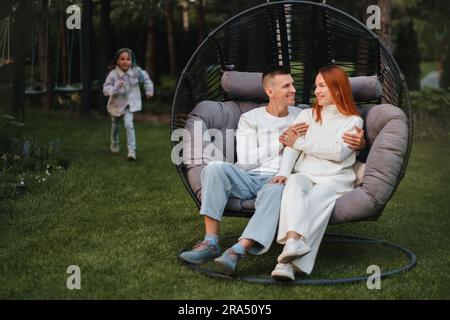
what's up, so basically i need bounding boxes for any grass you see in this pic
[1,110,450,299]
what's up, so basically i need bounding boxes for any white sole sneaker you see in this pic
[277,239,312,264]
[110,144,120,153]
[271,263,295,281]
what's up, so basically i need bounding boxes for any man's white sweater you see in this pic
[277,105,363,193]
[236,106,301,174]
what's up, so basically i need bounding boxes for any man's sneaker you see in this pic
[110,143,119,154]
[178,240,221,265]
[271,263,295,281]
[277,238,311,264]
[214,248,245,276]
[127,151,136,161]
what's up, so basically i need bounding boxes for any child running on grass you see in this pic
[103,48,154,161]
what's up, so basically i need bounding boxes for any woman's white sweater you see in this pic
[277,105,363,193]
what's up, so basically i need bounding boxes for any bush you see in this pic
[410,88,450,139]
[0,114,69,201]
[0,83,12,112]
[142,73,175,115]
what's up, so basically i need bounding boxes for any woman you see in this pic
[270,65,363,281]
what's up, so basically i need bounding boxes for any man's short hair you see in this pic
[262,66,291,87]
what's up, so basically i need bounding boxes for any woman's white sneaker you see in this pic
[271,263,295,281]
[277,238,311,264]
[110,143,120,153]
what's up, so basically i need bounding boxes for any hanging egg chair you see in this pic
[171,1,415,284]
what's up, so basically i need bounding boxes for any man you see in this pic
[178,67,365,274]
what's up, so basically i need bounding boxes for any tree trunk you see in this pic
[97,0,110,115]
[438,6,450,88]
[165,2,176,76]
[145,15,156,81]
[197,0,206,46]
[59,11,68,86]
[439,31,450,89]
[181,0,189,32]
[378,0,392,52]
[11,1,29,121]
[81,0,93,117]
[39,0,52,111]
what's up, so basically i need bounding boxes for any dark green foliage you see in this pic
[410,88,450,138]
[0,114,69,201]
[142,74,176,115]
[396,0,450,89]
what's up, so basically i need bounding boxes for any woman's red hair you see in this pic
[313,65,359,123]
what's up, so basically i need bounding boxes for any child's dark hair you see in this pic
[109,48,138,70]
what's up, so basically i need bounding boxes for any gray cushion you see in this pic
[221,71,382,103]
[349,76,382,103]
[330,104,409,223]
[182,100,241,169]
[182,100,260,200]
[221,71,267,100]
[183,101,409,224]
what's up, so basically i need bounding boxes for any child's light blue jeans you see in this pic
[111,107,136,153]
[200,161,285,255]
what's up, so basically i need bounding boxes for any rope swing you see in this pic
[0,17,12,67]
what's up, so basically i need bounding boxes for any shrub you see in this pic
[409,88,450,139]
[0,114,69,201]
[142,74,175,115]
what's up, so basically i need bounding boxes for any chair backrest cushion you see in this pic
[221,71,382,102]
[221,71,267,100]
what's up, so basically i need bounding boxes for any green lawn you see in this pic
[1,110,449,299]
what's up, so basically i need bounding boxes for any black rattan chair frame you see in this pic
[179,233,417,285]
